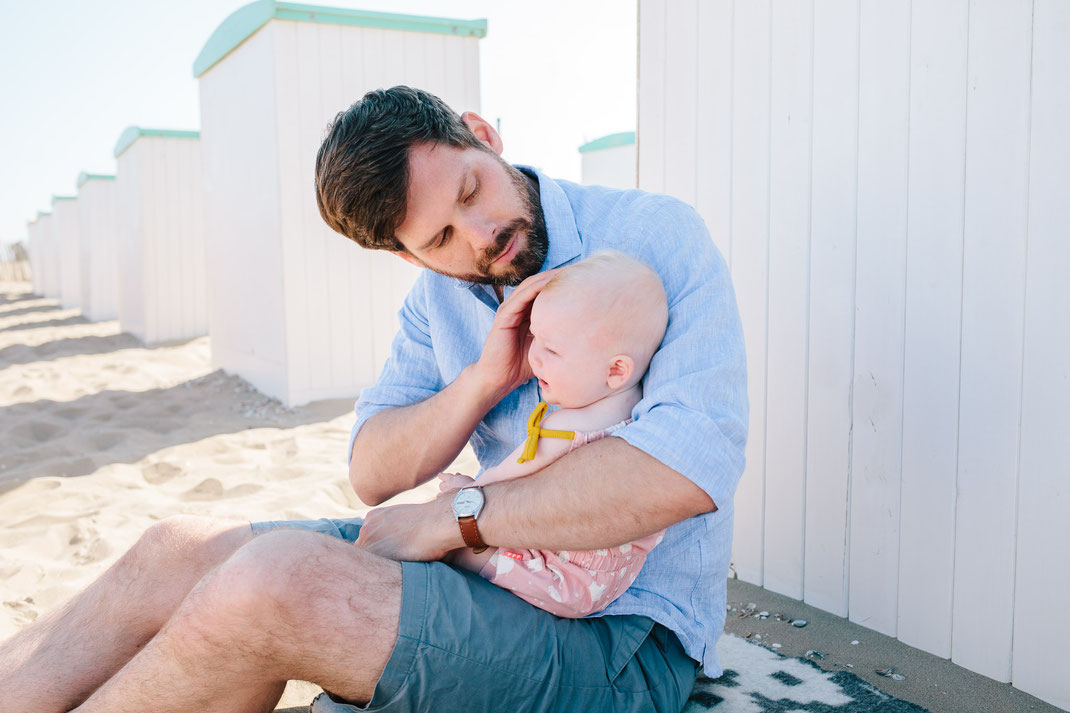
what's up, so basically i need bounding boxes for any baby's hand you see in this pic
[437,472,476,493]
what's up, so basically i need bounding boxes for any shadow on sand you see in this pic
[0,333,144,368]
[0,370,354,495]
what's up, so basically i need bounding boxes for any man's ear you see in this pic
[460,111,504,155]
[606,355,635,391]
[391,250,424,268]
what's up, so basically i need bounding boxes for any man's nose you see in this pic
[461,214,498,252]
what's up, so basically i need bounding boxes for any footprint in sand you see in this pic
[183,478,225,500]
[13,421,67,443]
[141,461,183,485]
[92,431,125,451]
[2,598,38,625]
[55,406,88,420]
[269,437,299,461]
[68,525,111,565]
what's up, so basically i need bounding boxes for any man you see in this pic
[0,86,747,713]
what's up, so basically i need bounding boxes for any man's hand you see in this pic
[472,269,560,400]
[355,495,464,562]
[437,472,476,493]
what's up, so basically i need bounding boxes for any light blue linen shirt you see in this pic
[348,167,748,676]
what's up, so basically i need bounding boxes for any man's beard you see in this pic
[422,162,549,287]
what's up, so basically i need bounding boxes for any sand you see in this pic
[0,281,472,708]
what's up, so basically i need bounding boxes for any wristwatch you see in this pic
[451,486,487,553]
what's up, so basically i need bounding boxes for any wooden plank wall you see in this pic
[52,199,81,311]
[77,180,120,322]
[115,138,206,345]
[138,138,207,344]
[638,0,1070,707]
[198,27,288,400]
[26,220,43,296]
[116,151,146,342]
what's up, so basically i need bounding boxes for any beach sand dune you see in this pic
[0,281,474,708]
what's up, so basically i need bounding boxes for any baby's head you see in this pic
[527,250,668,408]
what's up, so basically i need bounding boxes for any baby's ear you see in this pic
[606,355,635,391]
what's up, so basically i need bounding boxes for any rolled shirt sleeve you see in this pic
[618,201,749,511]
[347,273,444,464]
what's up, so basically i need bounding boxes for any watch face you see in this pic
[452,487,484,518]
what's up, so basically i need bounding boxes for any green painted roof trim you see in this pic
[578,131,636,154]
[51,195,76,204]
[193,0,487,77]
[37,210,51,219]
[77,172,116,188]
[114,126,200,158]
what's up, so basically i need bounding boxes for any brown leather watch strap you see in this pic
[458,516,487,553]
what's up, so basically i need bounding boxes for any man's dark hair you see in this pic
[315,86,486,251]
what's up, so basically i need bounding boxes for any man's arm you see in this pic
[355,435,713,561]
[350,363,498,506]
[350,269,561,505]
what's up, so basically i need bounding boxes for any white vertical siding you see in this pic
[849,0,911,638]
[897,0,968,660]
[804,0,858,619]
[763,0,813,602]
[27,220,43,296]
[44,215,61,300]
[199,18,480,406]
[724,0,770,586]
[116,151,145,340]
[77,179,120,322]
[201,27,286,398]
[1012,3,1070,708]
[114,137,206,344]
[952,0,1033,683]
[52,199,81,311]
[639,0,1070,705]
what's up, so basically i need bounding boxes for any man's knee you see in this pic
[122,514,252,585]
[190,529,362,630]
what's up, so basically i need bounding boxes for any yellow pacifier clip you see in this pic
[517,401,576,463]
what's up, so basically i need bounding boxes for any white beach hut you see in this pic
[114,127,207,344]
[77,172,120,322]
[579,132,636,189]
[638,0,1070,708]
[193,1,485,406]
[26,217,43,296]
[51,195,81,310]
[32,211,60,300]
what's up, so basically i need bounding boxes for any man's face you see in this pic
[392,142,548,286]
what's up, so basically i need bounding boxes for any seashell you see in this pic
[805,650,825,660]
[791,619,807,628]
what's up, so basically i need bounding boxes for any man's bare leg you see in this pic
[72,528,402,713]
[0,515,254,713]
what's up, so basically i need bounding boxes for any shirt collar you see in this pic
[452,165,583,298]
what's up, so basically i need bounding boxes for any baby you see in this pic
[441,249,670,618]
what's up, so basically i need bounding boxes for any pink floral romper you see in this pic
[476,419,666,618]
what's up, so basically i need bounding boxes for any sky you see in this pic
[0,0,637,252]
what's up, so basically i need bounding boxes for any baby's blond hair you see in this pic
[541,250,668,383]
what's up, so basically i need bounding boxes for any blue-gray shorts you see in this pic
[251,517,699,713]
